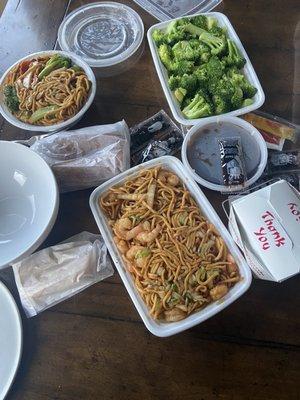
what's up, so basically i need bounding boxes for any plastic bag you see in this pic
[12,232,114,317]
[30,121,130,192]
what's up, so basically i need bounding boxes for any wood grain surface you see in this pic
[0,0,299,399]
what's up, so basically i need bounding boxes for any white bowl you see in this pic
[147,12,265,126]
[0,141,59,268]
[90,156,252,337]
[0,50,96,133]
[181,116,268,192]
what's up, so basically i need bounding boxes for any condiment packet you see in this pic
[12,232,114,317]
[242,111,299,150]
[228,180,300,282]
[218,137,247,186]
[30,121,130,192]
[130,110,183,165]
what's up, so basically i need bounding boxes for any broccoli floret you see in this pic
[242,98,254,107]
[208,76,235,102]
[189,39,211,63]
[174,87,187,104]
[171,60,194,75]
[212,95,230,115]
[194,65,209,88]
[209,26,227,38]
[190,15,208,30]
[152,29,167,46]
[206,56,225,82]
[166,30,186,45]
[158,43,173,70]
[168,75,180,90]
[199,31,226,56]
[230,87,244,109]
[172,41,197,61]
[179,73,198,92]
[227,68,257,98]
[182,92,213,119]
[207,16,218,30]
[223,39,246,69]
[4,85,19,112]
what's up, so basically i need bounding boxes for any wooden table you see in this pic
[0,1,300,399]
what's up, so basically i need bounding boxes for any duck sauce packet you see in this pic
[218,137,247,186]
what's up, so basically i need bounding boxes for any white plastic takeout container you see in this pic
[181,116,268,193]
[147,12,265,126]
[89,156,252,337]
[0,50,96,133]
[58,2,144,76]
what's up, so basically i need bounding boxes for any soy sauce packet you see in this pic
[130,110,184,165]
[266,149,300,174]
[218,137,247,186]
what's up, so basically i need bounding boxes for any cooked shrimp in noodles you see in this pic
[100,166,240,322]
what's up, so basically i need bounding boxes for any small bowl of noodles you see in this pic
[0,50,96,132]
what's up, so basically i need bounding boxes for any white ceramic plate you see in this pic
[0,280,22,400]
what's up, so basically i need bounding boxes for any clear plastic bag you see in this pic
[12,232,114,317]
[30,121,130,192]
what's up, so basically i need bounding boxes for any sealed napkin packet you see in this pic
[12,232,114,317]
[228,180,300,282]
[30,121,130,192]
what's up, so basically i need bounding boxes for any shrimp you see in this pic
[158,171,179,186]
[114,217,143,240]
[209,284,228,301]
[116,193,146,201]
[147,183,156,208]
[164,308,186,322]
[226,253,239,275]
[126,245,151,269]
[136,225,161,244]
[114,237,129,254]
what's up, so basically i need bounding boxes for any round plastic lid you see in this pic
[58,2,144,68]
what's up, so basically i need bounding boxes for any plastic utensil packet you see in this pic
[130,110,183,165]
[11,232,114,317]
[30,121,130,192]
[132,0,222,21]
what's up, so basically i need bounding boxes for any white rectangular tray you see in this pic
[147,12,265,126]
[90,156,252,337]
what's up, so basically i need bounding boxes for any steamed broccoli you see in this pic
[179,73,198,92]
[4,85,19,112]
[182,92,213,119]
[152,15,258,119]
[172,41,197,61]
[158,43,173,70]
[223,39,246,68]
[152,29,167,46]
[174,87,187,104]
[170,60,194,75]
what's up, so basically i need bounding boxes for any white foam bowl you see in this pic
[0,141,59,268]
[181,116,268,193]
[147,12,265,126]
[90,156,252,337]
[0,50,96,133]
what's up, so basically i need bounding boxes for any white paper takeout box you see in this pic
[228,180,300,282]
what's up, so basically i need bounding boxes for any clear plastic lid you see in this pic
[132,0,222,21]
[58,2,144,68]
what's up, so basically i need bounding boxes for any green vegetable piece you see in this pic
[172,40,196,61]
[190,15,208,30]
[170,60,194,75]
[223,39,246,69]
[135,248,151,259]
[152,29,167,46]
[38,55,71,80]
[3,85,19,112]
[70,65,83,72]
[182,92,213,119]
[158,43,173,71]
[29,105,59,123]
[174,87,187,104]
[242,98,254,107]
[168,75,180,90]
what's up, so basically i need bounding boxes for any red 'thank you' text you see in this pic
[254,211,285,251]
